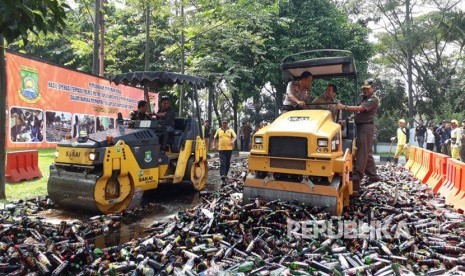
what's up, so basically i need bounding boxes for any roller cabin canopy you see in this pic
[280,49,357,81]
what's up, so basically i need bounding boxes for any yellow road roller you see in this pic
[48,72,208,214]
[243,50,358,215]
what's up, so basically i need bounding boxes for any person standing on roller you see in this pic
[336,79,379,194]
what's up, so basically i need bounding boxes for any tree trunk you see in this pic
[275,82,286,111]
[232,92,239,150]
[144,1,150,71]
[0,35,7,199]
[212,86,221,127]
[92,0,100,75]
[253,94,261,127]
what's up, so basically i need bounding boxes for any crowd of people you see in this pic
[411,119,465,161]
[10,108,44,142]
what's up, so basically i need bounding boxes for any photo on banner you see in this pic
[9,106,44,143]
[72,114,96,138]
[45,111,72,142]
[96,116,115,132]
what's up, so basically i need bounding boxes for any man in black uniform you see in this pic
[337,79,379,193]
[155,96,175,153]
[130,100,151,120]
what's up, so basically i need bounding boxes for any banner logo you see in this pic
[18,66,40,103]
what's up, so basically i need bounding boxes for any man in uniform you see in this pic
[414,120,427,148]
[391,119,410,164]
[213,120,237,183]
[282,71,313,112]
[312,84,341,121]
[436,121,449,154]
[155,96,175,153]
[130,100,151,120]
[337,79,379,193]
[450,119,461,160]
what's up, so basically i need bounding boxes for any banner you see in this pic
[6,51,157,149]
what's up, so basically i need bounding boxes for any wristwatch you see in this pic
[344,105,348,111]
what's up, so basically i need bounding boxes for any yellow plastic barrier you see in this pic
[409,147,423,178]
[404,146,416,170]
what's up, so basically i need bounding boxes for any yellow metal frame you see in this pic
[52,133,208,213]
[245,109,353,216]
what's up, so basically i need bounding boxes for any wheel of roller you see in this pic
[94,172,135,214]
[185,157,207,191]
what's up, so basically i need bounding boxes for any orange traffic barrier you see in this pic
[426,152,448,194]
[447,160,465,210]
[5,150,42,183]
[437,158,457,199]
[404,146,416,170]
[415,149,433,183]
[409,147,423,178]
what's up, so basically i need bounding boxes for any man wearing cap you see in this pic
[213,120,237,183]
[336,79,379,193]
[391,119,410,164]
[450,119,461,160]
[312,84,341,121]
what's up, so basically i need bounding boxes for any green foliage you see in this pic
[0,0,69,44]
[376,109,405,143]
[265,0,373,110]
[7,0,372,132]
[372,0,465,121]
[375,78,408,142]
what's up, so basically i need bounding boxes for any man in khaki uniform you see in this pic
[391,119,409,164]
[213,120,237,182]
[337,79,379,193]
[312,84,341,121]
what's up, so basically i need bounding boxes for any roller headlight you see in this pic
[89,152,99,161]
[254,137,263,144]
[317,139,328,147]
[54,150,59,158]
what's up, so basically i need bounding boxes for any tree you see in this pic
[0,0,68,199]
[263,0,372,114]
[376,78,408,142]
[372,0,465,121]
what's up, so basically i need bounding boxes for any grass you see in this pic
[5,149,55,201]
